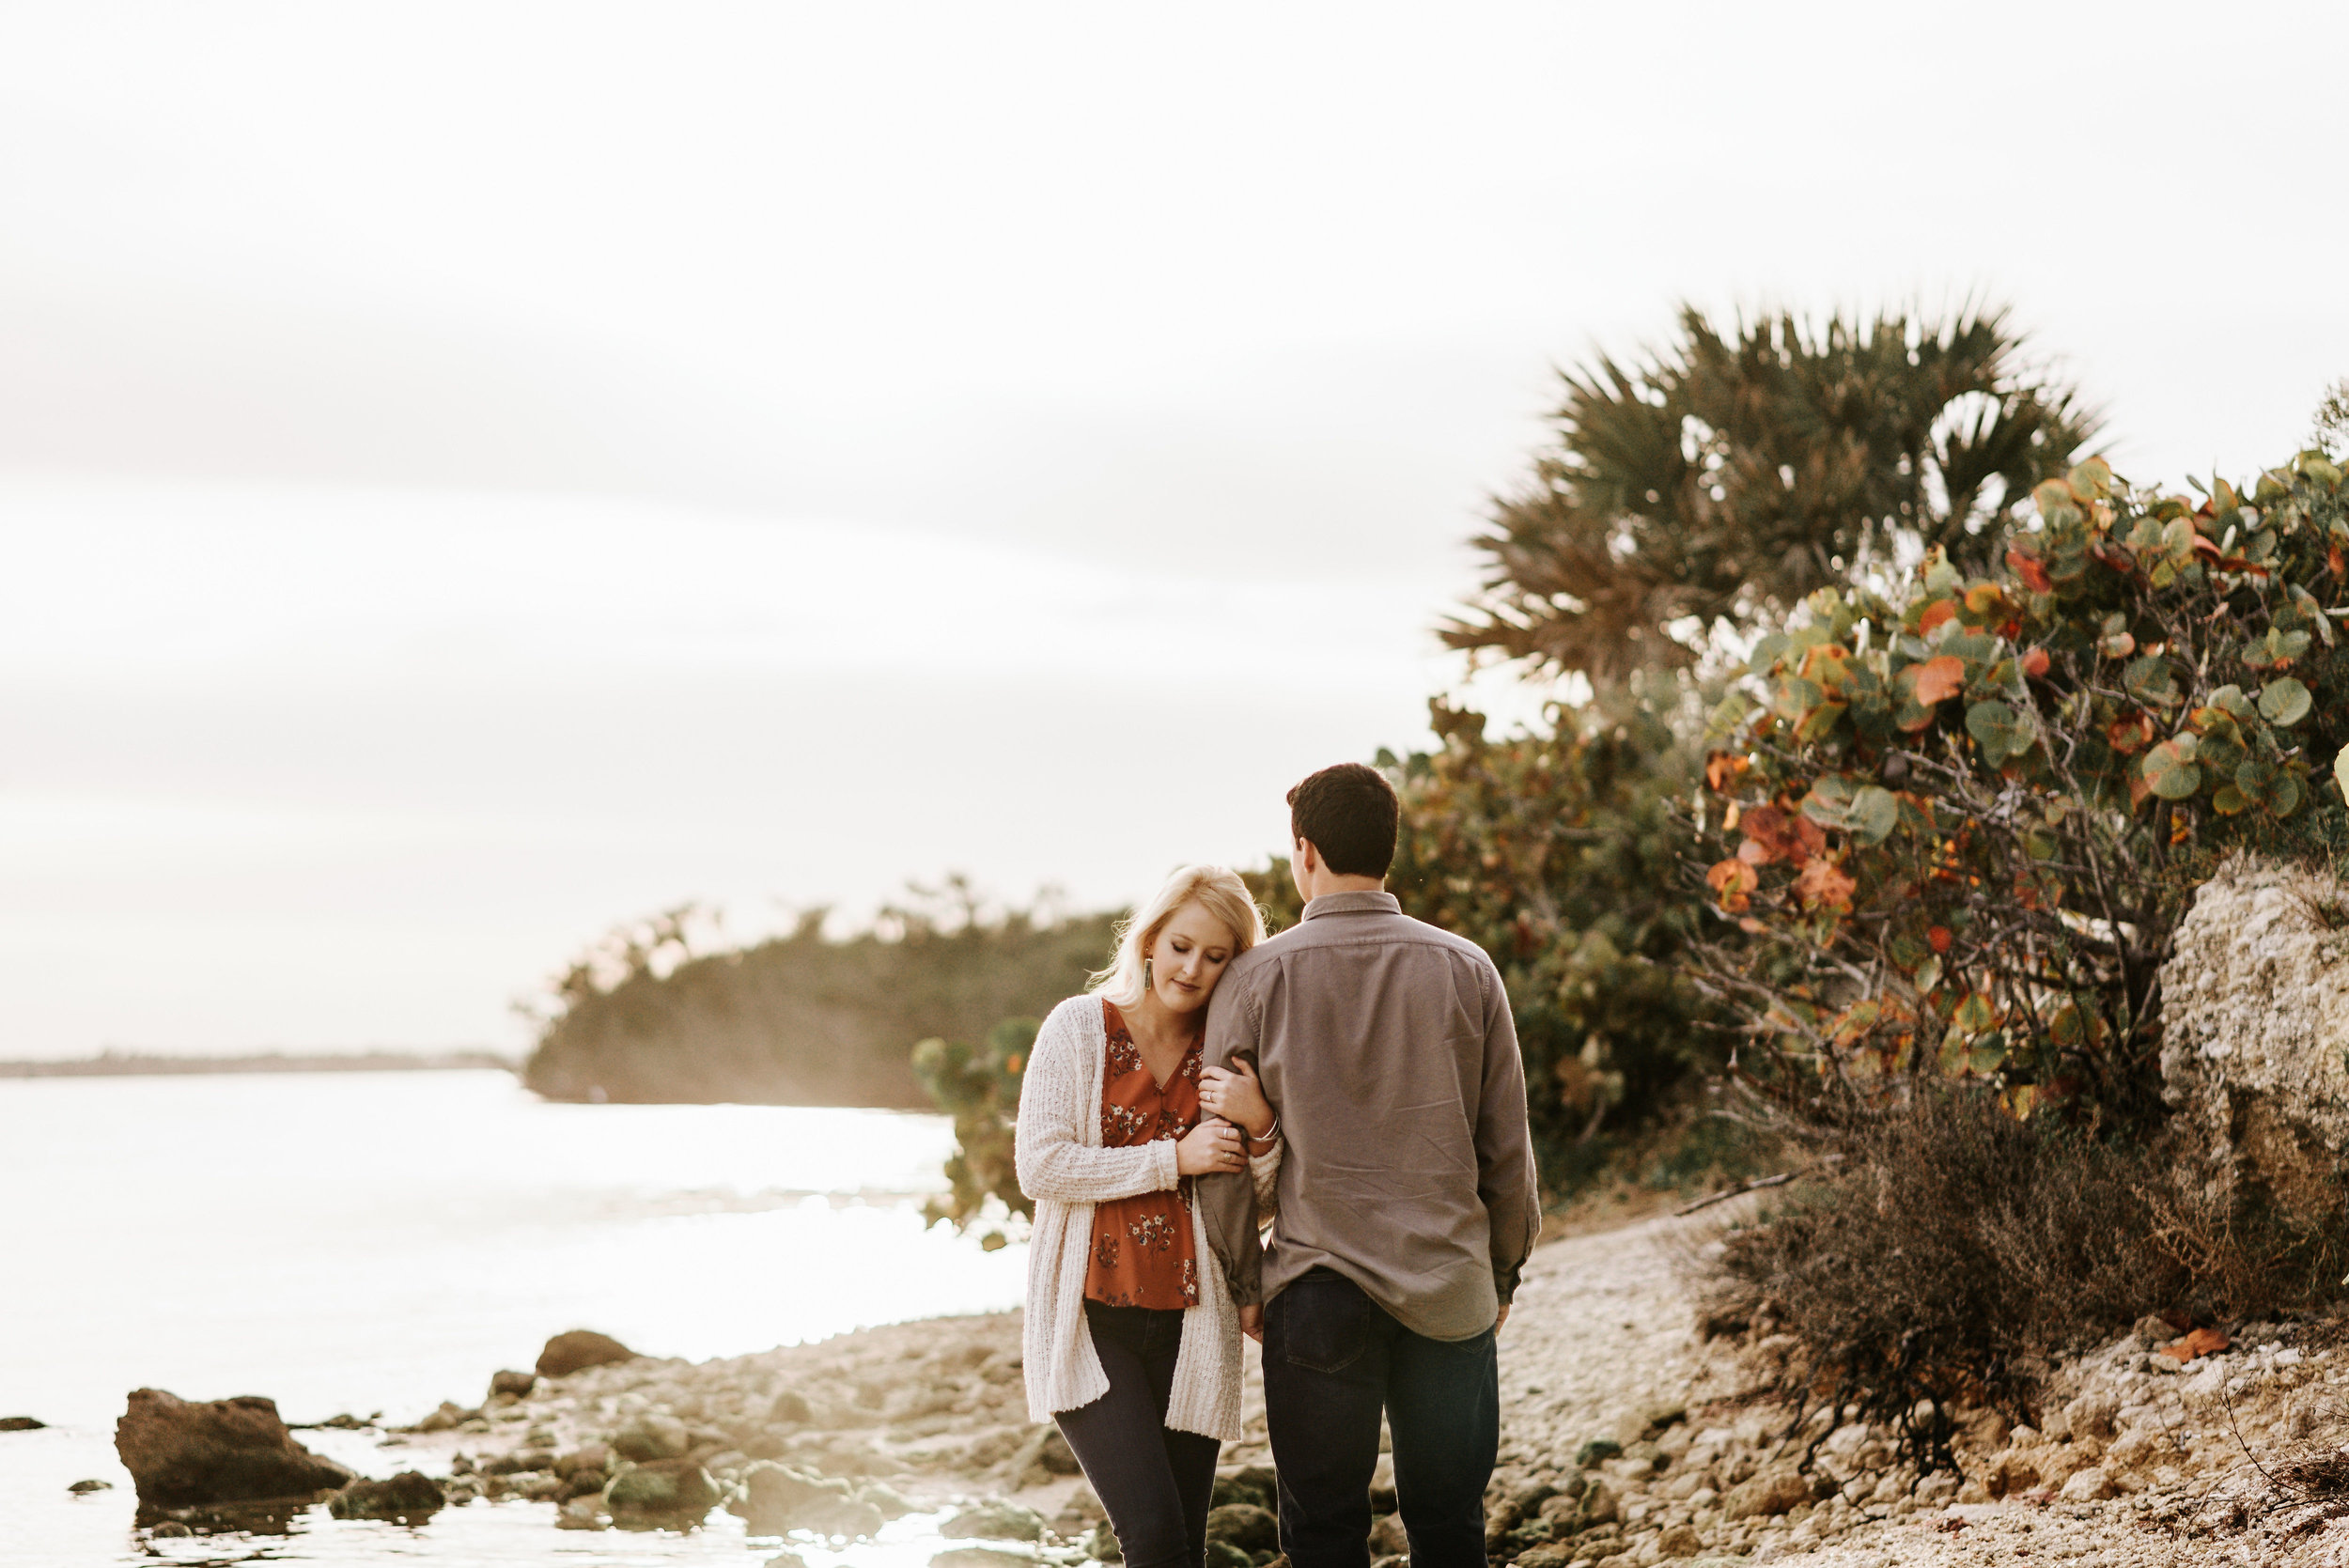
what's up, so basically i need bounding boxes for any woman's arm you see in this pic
[1014,1008,1181,1204]
[1248,1134,1282,1221]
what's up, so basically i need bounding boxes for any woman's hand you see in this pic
[1174,1119,1247,1175]
[1199,1060,1273,1140]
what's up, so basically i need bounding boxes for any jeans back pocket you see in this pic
[1274,1272,1372,1374]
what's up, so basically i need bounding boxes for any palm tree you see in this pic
[1444,304,2100,684]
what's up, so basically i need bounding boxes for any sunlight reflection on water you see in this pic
[2,1070,1029,1567]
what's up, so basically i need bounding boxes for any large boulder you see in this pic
[537,1329,637,1378]
[115,1389,356,1509]
[2159,857,2349,1226]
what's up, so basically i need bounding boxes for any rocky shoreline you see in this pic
[76,1204,2349,1566]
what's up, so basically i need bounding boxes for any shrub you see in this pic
[910,1017,1036,1240]
[1247,684,1727,1172]
[1691,451,2349,1126]
[1702,1087,2349,1468]
[1383,687,1726,1155]
[521,884,1116,1107]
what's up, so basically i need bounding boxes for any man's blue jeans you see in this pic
[1261,1267,1499,1568]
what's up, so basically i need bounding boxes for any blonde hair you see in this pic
[1089,863,1268,1009]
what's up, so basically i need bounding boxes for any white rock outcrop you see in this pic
[2158,854,2349,1221]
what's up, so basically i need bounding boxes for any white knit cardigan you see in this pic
[1015,993,1280,1443]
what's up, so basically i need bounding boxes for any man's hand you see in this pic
[1238,1304,1263,1343]
[1496,1304,1511,1332]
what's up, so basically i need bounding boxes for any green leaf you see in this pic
[1794,700,1847,743]
[1951,991,1997,1035]
[1913,955,1942,996]
[2260,676,2312,727]
[1968,1032,2009,1075]
[2123,656,2181,707]
[2141,740,2202,800]
[2335,745,2349,807]
[1966,700,2031,766]
[1849,784,1899,846]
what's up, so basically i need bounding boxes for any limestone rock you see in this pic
[733,1462,883,1538]
[1206,1502,1281,1555]
[0,1416,46,1432]
[1006,1422,1082,1487]
[68,1478,112,1493]
[2159,856,2349,1226]
[488,1370,537,1400]
[537,1329,637,1378]
[1719,1465,1809,1521]
[1652,1520,1704,1558]
[114,1389,356,1510]
[942,1501,1047,1542]
[604,1458,720,1519]
[554,1442,612,1479]
[328,1471,445,1521]
[612,1411,691,1462]
[932,1551,1037,1568]
[2059,1466,2117,1502]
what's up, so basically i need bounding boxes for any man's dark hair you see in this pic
[1286,763,1399,878]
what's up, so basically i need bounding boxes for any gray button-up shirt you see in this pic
[1199,890,1540,1342]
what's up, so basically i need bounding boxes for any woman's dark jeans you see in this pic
[1263,1267,1498,1568]
[1054,1300,1221,1568]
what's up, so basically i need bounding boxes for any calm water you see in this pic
[1,1070,1030,1566]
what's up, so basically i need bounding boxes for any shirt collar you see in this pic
[1300,890,1402,921]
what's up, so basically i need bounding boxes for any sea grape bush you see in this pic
[1379,689,1724,1149]
[910,1016,1036,1241]
[1694,451,2349,1122]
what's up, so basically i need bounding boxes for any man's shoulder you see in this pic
[1239,908,1497,972]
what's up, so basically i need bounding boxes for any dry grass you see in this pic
[1694,1090,2349,1470]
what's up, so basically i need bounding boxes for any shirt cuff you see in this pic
[1154,1138,1181,1189]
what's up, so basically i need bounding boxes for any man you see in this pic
[1201,762,1540,1568]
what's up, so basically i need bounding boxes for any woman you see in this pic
[1016,863,1281,1568]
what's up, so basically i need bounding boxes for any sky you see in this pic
[3,3,2345,1056]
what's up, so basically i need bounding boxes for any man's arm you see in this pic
[1473,959,1541,1307]
[1197,972,1265,1309]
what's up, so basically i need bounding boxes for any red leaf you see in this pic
[1739,805,1820,867]
[1912,656,1966,706]
[2021,648,2050,678]
[1927,925,1952,954]
[1796,858,1857,909]
[1918,600,1959,636]
[2006,548,2053,594]
[2160,1327,2230,1364]
[1706,860,1758,896]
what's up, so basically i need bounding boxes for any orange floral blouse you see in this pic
[1084,1000,1203,1310]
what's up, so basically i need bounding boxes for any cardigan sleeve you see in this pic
[1015,1001,1183,1205]
[1248,1136,1282,1227]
